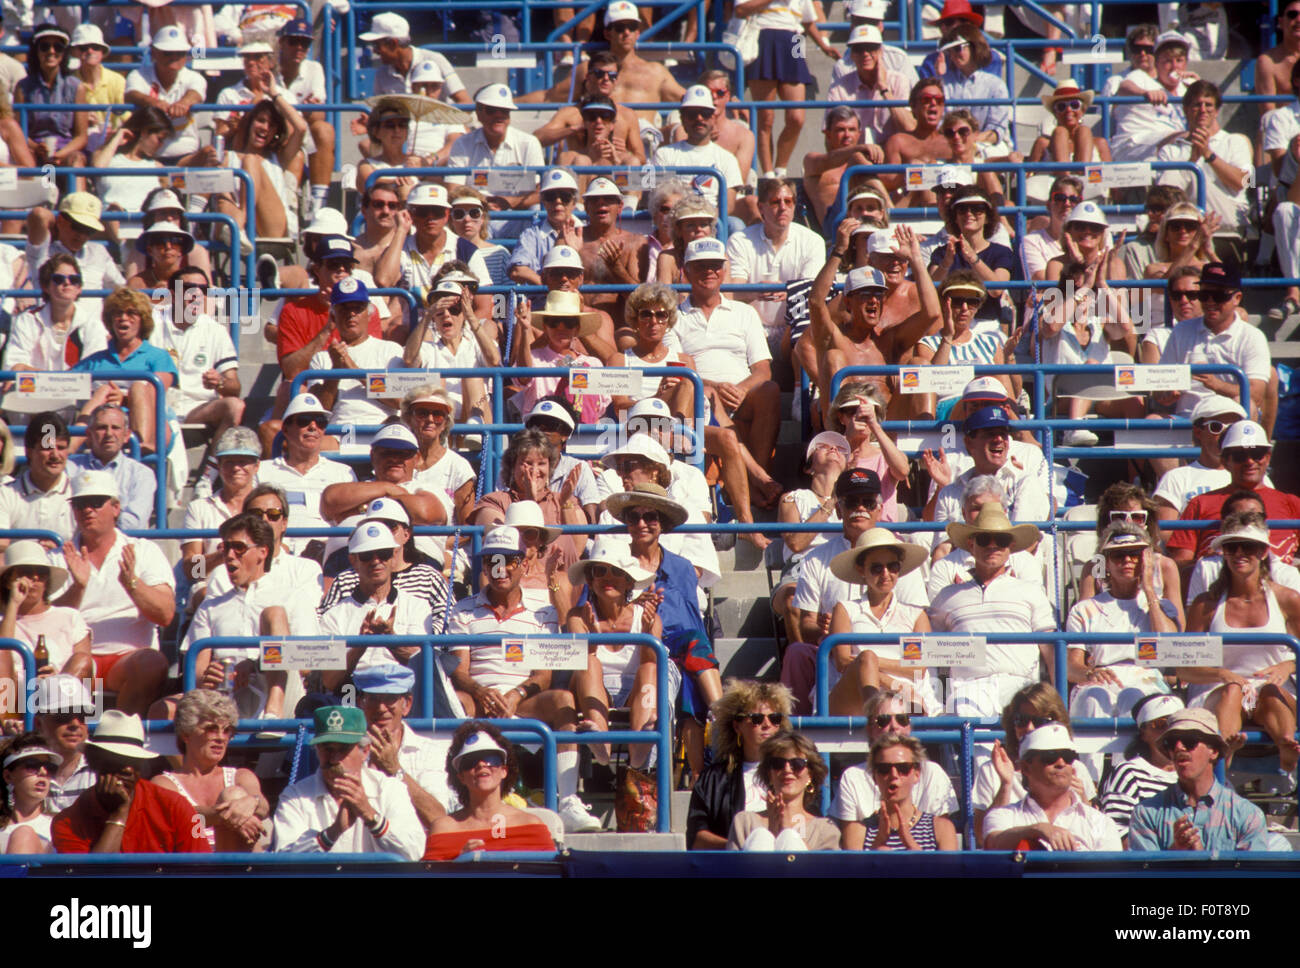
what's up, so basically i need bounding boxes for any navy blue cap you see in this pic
[1199,261,1241,291]
[330,277,370,305]
[963,405,1012,434]
[279,17,313,38]
[353,663,415,695]
[834,466,882,497]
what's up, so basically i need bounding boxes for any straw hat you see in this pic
[0,540,68,591]
[829,527,928,584]
[946,501,1040,552]
[490,499,562,546]
[532,290,603,337]
[605,482,689,531]
[1040,80,1095,112]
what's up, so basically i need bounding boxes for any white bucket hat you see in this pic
[84,711,158,762]
[568,535,654,588]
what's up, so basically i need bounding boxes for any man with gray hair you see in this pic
[927,474,1044,597]
[68,403,155,530]
[801,106,881,227]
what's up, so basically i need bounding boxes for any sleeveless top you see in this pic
[624,345,685,401]
[1207,586,1292,676]
[862,811,940,851]
[597,605,645,698]
[162,767,239,850]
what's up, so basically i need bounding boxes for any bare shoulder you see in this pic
[1273,583,1300,613]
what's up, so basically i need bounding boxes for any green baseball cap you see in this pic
[309,705,368,746]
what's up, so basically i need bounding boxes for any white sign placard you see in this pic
[366,370,436,398]
[184,168,238,194]
[899,635,986,667]
[503,636,588,671]
[470,168,536,196]
[1085,162,1152,190]
[474,53,538,69]
[1135,635,1223,668]
[1113,364,1191,392]
[904,164,973,191]
[259,639,348,672]
[569,367,640,396]
[16,372,91,400]
[898,365,974,396]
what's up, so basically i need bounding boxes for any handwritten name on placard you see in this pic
[1114,364,1191,392]
[898,366,974,396]
[905,164,973,190]
[259,639,348,672]
[366,370,437,398]
[1135,635,1223,668]
[1085,162,1151,189]
[569,367,640,396]
[899,635,986,667]
[15,372,91,399]
[502,636,588,670]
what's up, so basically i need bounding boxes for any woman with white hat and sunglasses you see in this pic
[826,528,936,717]
[1185,511,1300,792]
[0,733,63,853]
[0,541,91,707]
[566,537,669,768]
[1097,692,1185,843]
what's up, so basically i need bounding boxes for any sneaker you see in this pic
[1062,429,1099,447]
[257,253,281,292]
[558,794,603,832]
[1268,297,1300,322]
[1258,769,1297,797]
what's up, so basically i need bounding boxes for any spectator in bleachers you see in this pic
[424,722,557,859]
[927,188,1015,317]
[983,724,1123,851]
[938,109,1012,208]
[1098,693,1183,843]
[726,176,826,362]
[358,13,470,103]
[214,39,277,140]
[402,288,492,425]
[1257,0,1300,113]
[225,482,325,592]
[357,101,426,204]
[534,52,646,165]
[354,664,452,830]
[833,691,959,845]
[1263,59,1300,322]
[930,502,1056,719]
[511,292,611,424]
[655,194,726,287]
[489,500,576,603]
[67,404,155,531]
[1186,504,1300,601]
[402,386,475,533]
[1152,395,1248,521]
[1128,708,1270,850]
[446,186,511,296]
[1109,30,1195,163]
[608,281,697,417]
[1078,482,1185,622]
[123,26,211,166]
[860,734,960,851]
[32,675,95,812]
[879,81,948,203]
[833,0,915,90]
[827,24,913,150]
[128,223,196,296]
[802,259,888,426]
[1184,514,1300,786]
[445,84,544,231]
[0,412,73,547]
[1044,200,1113,288]
[1158,262,1269,420]
[154,690,269,851]
[23,193,125,316]
[667,72,756,205]
[69,24,120,155]
[16,24,86,170]
[217,80,309,240]
[727,732,839,851]
[4,254,103,373]
[1143,204,1218,335]
[123,188,214,281]
[395,183,460,294]
[570,177,646,327]
[565,536,667,769]
[653,86,743,223]
[827,384,907,520]
[927,475,1043,597]
[0,542,91,708]
[807,105,883,227]
[93,105,175,225]
[640,179,687,285]
[1028,82,1109,165]
[823,528,933,716]
[1115,185,1182,283]
[918,166,1014,265]
[509,168,582,287]
[181,426,260,593]
[52,710,210,854]
[913,274,1014,422]
[255,392,354,559]
[471,430,587,564]
[557,94,642,174]
[934,22,1013,153]
[1020,175,1082,281]
[0,732,60,853]
[525,398,601,523]
[687,679,794,849]
[271,704,425,858]
[350,184,407,319]
[447,525,601,832]
[276,18,335,219]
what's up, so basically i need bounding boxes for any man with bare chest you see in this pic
[575,177,646,325]
[1258,0,1300,114]
[532,50,645,163]
[883,78,953,205]
[802,107,883,227]
[352,185,407,318]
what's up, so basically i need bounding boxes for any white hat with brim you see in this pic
[568,535,654,589]
[1209,524,1272,555]
[829,527,928,584]
[680,85,714,110]
[606,483,689,531]
[491,500,562,546]
[452,730,509,769]
[72,469,119,500]
[303,207,353,240]
[349,521,399,555]
[481,525,526,557]
[946,501,1040,553]
[284,392,330,421]
[0,539,68,590]
[849,0,890,17]
[150,25,191,52]
[543,245,585,272]
[237,41,273,55]
[604,0,640,25]
[84,711,159,762]
[526,399,577,432]
[1220,420,1271,453]
[1019,722,1077,757]
[583,176,625,200]
[532,289,603,337]
[1158,708,1228,755]
[1153,29,1190,53]
[847,23,884,45]
[70,24,109,50]
[601,433,671,473]
[475,83,517,111]
[1190,395,1247,423]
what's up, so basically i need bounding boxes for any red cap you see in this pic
[938,0,983,26]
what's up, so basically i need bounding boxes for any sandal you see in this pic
[1267,297,1300,322]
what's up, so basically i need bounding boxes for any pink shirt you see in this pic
[516,345,611,424]
[853,449,898,523]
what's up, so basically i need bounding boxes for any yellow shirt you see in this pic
[78,67,126,132]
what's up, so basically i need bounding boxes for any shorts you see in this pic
[607,660,682,710]
[93,651,131,679]
[752,29,814,85]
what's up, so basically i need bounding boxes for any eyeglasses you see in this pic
[623,509,662,526]
[432,303,464,317]
[591,69,619,79]
[947,295,982,309]
[1053,99,1083,113]
[765,756,809,773]
[458,751,506,770]
[290,414,328,429]
[222,540,253,555]
[1109,509,1147,525]
[16,760,58,775]
[198,723,236,737]
[1165,220,1198,232]
[1287,8,1300,18]
[1226,447,1270,463]
[943,126,973,139]
[1028,749,1078,765]
[1160,732,1206,753]
[542,191,576,204]
[1105,547,1144,561]
[528,417,570,434]
[855,42,883,52]
[608,21,640,31]
[545,317,580,330]
[866,559,902,576]
[589,563,624,580]
[1169,288,1199,301]
[50,273,82,286]
[637,309,671,321]
[284,36,313,47]
[1194,289,1235,304]
[1013,713,1056,728]
[38,41,66,54]
[1131,42,1155,53]
[412,405,450,421]
[872,713,910,728]
[1051,192,1080,205]
[71,496,111,511]
[974,533,1014,548]
[245,506,286,522]
[368,199,402,210]
[737,713,784,727]
[841,494,880,510]
[451,207,483,219]
[357,549,395,563]
[380,118,410,129]
[681,108,713,120]
[411,206,447,218]
[1221,540,1266,556]
[872,761,918,776]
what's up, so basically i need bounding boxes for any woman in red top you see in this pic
[424,721,556,860]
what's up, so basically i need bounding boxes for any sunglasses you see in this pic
[380,118,410,129]
[411,206,447,218]
[46,712,86,725]
[1105,547,1143,561]
[947,295,982,309]
[681,109,713,120]
[873,713,910,728]
[368,199,402,210]
[72,496,111,511]
[765,756,809,773]
[1131,42,1156,53]
[589,563,624,580]
[623,509,663,526]
[917,94,945,105]
[432,303,464,317]
[290,414,328,429]
[591,69,619,79]
[545,317,580,330]
[1221,540,1266,556]
[451,207,483,219]
[1109,509,1147,525]
[16,760,58,775]
[1160,732,1206,753]
[542,192,576,204]
[528,417,570,434]
[198,722,236,737]
[1028,749,1078,765]
[1053,99,1083,113]
[1194,289,1235,303]
[974,533,1014,548]
[1287,8,1300,17]
[357,549,395,563]
[737,713,784,727]
[854,42,883,53]
[637,309,672,322]
[1165,220,1198,232]
[866,559,902,576]
[1169,288,1199,301]
[1013,713,1056,728]
[1226,448,1270,462]
[944,126,973,138]
[1051,192,1081,205]
[222,540,253,555]
[519,527,543,543]
[413,405,451,420]
[841,494,880,510]
[608,21,640,31]
[245,507,286,522]
[51,273,82,286]
[458,751,506,770]
[284,35,313,47]
[872,761,918,776]
[38,41,66,54]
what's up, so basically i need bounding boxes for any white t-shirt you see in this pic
[317,585,433,674]
[832,759,959,821]
[673,297,771,387]
[307,336,407,428]
[652,140,744,211]
[1110,71,1187,162]
[1152,460,1273,513]
[1158,315,1271,417]
[1260,102,1300,188]
[1156,129,1252,234]
[255,455,357,551]
[7,606,89,698]
[1066,591,1180,667]
[413,449,475,524]
[125,63,207,157]
[58,530,175,654]
[725,223,826,333]
[408,332,486,414]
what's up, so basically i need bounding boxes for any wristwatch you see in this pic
[393,768,405,783]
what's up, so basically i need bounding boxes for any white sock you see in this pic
[310,183,327,204]
[557,750,579,799]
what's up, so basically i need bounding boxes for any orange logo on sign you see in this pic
[902,370,920,388]
[368,375,386,393]
[263,645,282,664]
[504,641,525,662]
[1137,639,1158,661]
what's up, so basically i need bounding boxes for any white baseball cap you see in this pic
[1019,723,1077,756]
[627,397,673,422]
[348,521,398,555]
[237,40,273,55]
[151,25,191,52]
[845,266,888,293]
[680,85,714,110]
[1133,693,1184,726]
[683,237,727,263]
[410,59,444,84]
[605,0,640,25]
[481,525,526,557]
[1153,29,1189,53]
[70,23,109,50]
[543,244,585,271]
[525,399,576,431]
[962,376,1012,401]
[1065,200,1108,228]
[936,165,974,189]
[361,496,411,527]
[866,229,900,255]
[359,12,410,42]
[475,83,517,111]
[370,423,420,451]
[1190,395,1247,423]
[283,392,330,421]
[408,183,450,209]
[72,469,119,500]
[1220,420,1271,452]
[583,176,624,200]
[848,23,884,45]
[541,168,580,194]
[493,501,562,546]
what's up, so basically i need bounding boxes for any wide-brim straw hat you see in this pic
[829,527,928,584]
[1041,81,1095,112]
[946,501,1040,553]
[532,290,603,338]
[605,482,689,531]
[0,540,68,590]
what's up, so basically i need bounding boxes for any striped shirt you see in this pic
[919,330,1006,372]
[1127,780,1269,852]
[1099,756,1177,839]
[928,570,1057,679]
[863,812,941,851]
[318,563,449,628]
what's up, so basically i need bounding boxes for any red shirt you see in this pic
[276,296,382,361]
[52,778,212,854]
[1167,484,1300,562]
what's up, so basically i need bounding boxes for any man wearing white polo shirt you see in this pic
[831,0,916,88]
[445,84,544,224]
[123,26,209,164]
[0,412,75,547]
[359,12,470,102]
[676,236,781,482]
[54,472,174,716]
[1109,31,1191,163]
[446,525,600,832]
[652,86,743,219]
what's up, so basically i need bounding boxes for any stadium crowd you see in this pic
[0,0,1298,858]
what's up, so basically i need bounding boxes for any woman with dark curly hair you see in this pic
[728,732,838,850]
[423,721,557,859]
[0,732,62,853]
[216,81,309,239]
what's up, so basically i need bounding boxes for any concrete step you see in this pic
[713,591,776,640]
[714,636,780,680]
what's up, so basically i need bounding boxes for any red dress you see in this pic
[423,822,556,860]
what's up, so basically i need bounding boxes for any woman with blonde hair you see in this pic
[686,679,794,849]
[1145,202,1217,281]
[610,282,695,419]
[727,732,839,851]
[655,194,728,285]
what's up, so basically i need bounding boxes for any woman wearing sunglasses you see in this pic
[862,734,958,851]
[511,294,611,427]
[17,24,86,170]
[403,285,493,426]
[0,732,62,853]
[1097,693,1184,844]
[970,682,1096,846]
[446,186,511,311]
[727,732,838,851]
[826,528,935,717]
[1185,514,1300,791]
[655,194,727,287]
[687,679,794,849]
[3,253,105,373]
[154,690,269,851]
[1029,82,1110,165]
[1144,201,1217,283]
[424,722,557,859]
[357,102,428,203]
